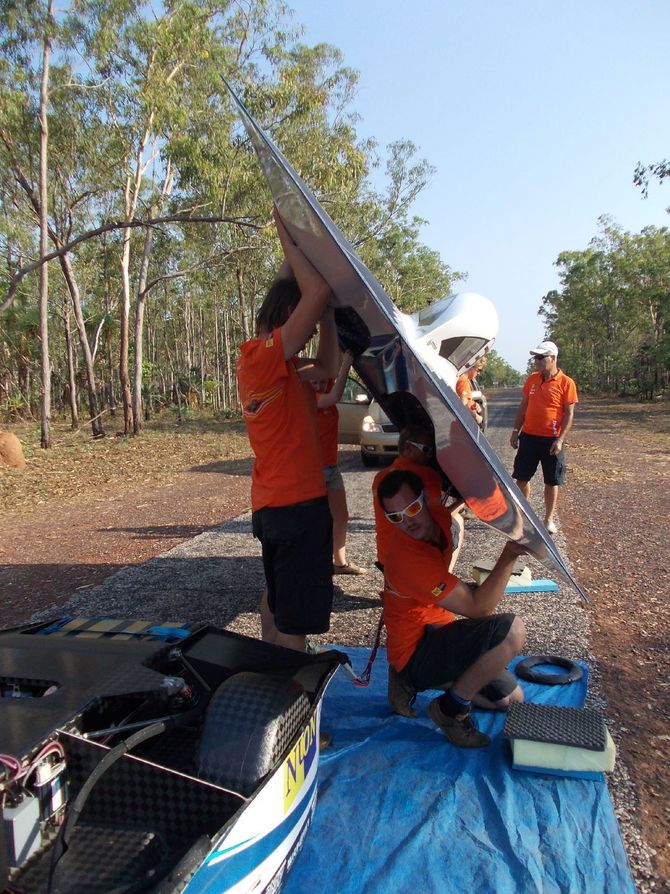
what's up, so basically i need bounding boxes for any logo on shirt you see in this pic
[243,385,282,417]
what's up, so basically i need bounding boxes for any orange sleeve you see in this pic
[456,374,471,401]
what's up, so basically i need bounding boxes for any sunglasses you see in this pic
[407,440,431,454]
[384,490,425,524]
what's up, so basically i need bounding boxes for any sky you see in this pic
[285,0,670,372]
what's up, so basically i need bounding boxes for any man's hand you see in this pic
[500,539,528,560]
[510,430,520,449]
[549,437,563,456]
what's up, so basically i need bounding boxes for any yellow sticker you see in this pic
[283,715,317,811]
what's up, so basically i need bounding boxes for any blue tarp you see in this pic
[284,650,635,894]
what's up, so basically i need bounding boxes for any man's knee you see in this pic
[505,616,526,653]
[515,479,530,497]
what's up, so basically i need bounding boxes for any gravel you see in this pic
[40,396,654,892]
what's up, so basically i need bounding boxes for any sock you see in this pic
[438,688,471,717]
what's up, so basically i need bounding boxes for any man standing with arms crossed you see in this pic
[510,340,578,535]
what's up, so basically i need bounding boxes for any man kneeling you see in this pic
[376,469,527,748]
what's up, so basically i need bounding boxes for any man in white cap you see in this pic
[509,340,578,534]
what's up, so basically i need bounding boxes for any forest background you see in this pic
[1,0,669,451]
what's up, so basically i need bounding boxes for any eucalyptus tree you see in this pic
[540,219,670,395]
[0,0,57,445]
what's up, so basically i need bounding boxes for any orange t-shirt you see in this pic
[372,457,444,566]
[522,370,578,437]
[237,328,326,510]
[381,502,459,671]
[456,373,475,410]
[316,379,339,467]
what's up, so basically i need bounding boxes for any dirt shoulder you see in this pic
[560,396,670,890]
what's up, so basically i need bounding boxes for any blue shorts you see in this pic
[252,497,333,635]
[513,433,566,486]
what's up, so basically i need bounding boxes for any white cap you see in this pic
[530,340,558,357]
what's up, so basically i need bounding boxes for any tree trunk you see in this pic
[132,225,153,434]
[60,253,104,438]
[236,266,250,342]
[119,224,134,434]
[62,298,79,430]
[38,0,53,449]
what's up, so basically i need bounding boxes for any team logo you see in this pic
[283,716,317,811]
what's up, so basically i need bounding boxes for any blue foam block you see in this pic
[505,578,559,593]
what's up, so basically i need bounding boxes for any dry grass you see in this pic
[0,412,252,521]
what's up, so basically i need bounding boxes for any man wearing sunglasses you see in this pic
[372,425,463,576]
[376,469,527,749]
[510,340,578,535]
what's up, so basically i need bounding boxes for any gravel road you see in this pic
[42,388,654,892]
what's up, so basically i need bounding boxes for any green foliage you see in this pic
[477,350,522,388]
[539,218,670,397]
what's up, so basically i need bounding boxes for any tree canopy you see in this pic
[539,217,670,397]
[0,0,468,436]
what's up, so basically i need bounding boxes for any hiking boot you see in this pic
[428,698,491,748]
[545,517,557,534]
[333,562,367,575]
[388,666,417,717]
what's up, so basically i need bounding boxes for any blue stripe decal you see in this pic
[201,775,317,883]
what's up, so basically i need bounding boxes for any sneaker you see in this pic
[319,730,333,751]
[333,562,367,575]
[388,666,417,717]
[545,518,558,534]
[428,698,491,748]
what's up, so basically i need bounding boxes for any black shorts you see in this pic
[252,497,333,635]
[405,614,516,693]
[512,433,566,486]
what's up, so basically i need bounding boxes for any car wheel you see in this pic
[361,451,379,467]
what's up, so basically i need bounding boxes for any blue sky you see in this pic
[286,0,670,372]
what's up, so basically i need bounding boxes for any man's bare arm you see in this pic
[438,541,527,618]
[510,395,528,448]
[550,403,575,456]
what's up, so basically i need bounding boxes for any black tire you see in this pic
[361,450,379,467]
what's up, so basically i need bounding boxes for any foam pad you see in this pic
[504,703,616,776]
[472,559,530,586]
[197,672,310,797]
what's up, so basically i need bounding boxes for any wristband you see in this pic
[512,428,519,433]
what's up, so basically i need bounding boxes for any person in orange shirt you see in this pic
[312,351,366,576]
[376,469,527,749]
[456,357,485,426]
[237,208,338,653]
[510,340,578,535]
[372,425,452,566]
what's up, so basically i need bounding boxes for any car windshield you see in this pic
[439,336,488,370]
